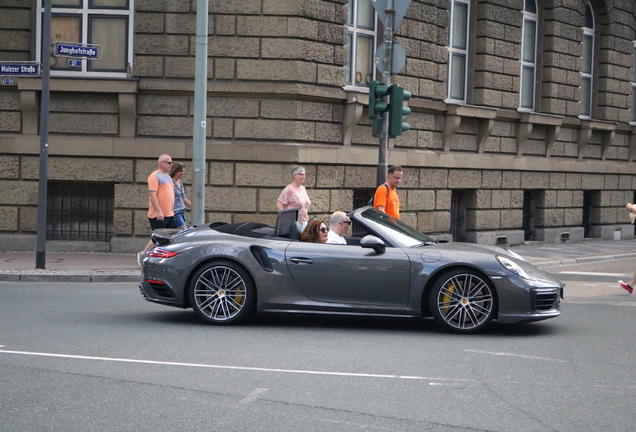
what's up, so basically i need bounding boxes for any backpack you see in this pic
[368,184,389,207]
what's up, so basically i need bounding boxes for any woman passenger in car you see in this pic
[299,220,329,243]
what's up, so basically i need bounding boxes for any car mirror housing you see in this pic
[360,235,385,254]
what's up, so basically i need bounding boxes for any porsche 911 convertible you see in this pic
[139,207,564,333]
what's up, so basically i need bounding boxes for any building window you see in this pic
[37,0,133,78]
[580,1,595,118]
[447,0,470,103]
[450,190,466,241]
[520,0,538,111]
[631,40,636,124]
[345,0,377,88]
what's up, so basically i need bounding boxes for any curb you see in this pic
[0,273,140,283]
[528,252,636,269]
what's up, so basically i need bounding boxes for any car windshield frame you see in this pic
[355,208,435,248]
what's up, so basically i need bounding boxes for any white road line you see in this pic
[464,349,567,363]
[239,388,268,405]
[0,349,475,383]
[559,271,626,277]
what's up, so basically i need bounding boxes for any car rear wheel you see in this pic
[189,261,255,324]
[429,269,496,333]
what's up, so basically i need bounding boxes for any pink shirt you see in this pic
[277,184,311,223]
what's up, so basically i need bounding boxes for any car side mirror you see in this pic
[360,235,385,254]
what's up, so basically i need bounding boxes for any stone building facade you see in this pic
[0,0,635,252]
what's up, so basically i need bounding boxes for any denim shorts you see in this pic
[173,210,186,228]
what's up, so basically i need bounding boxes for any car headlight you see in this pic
[503,249,526,262]
[497,255,530,280]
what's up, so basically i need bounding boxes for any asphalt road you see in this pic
[0,279,634,432]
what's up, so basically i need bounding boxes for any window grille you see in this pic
[450,190,466,241]
[523,190,536,241]
[47,181,114,241]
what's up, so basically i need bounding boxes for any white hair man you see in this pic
[326,211,351,245]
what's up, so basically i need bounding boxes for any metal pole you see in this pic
[36,0,51,269]
[191,0,209,226]
[377,0,394,187]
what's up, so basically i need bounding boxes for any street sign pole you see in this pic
[191,0,209,226]
[36,0,51,269]
[377,0,394,187]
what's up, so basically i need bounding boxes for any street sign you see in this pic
[1,78,15,85]
[371,0,412,32]
[53,42,100,59]
[67,59,82,68]
[375,41,406,75]
[0,62,41,77]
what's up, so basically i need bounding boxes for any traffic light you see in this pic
[369,80,390,119]
[388,84,411,138]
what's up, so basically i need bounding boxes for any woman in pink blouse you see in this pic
[276,165,311,226]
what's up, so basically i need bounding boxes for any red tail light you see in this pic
[147,247,179,258]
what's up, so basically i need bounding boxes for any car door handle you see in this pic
[289,257,314,265]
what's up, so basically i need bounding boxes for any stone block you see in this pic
[134,210,151,236]
[581,173,604,190]
[330,189,353,212]
[502,171,521,189]
[492,190,513,208]
[0,181,38,205]
[610,190,625,207]
[114,209,133,235]
[0,111,22,132]
[135,13,164,33]
[500,209,522,229]
[237,59,316,83]
[406,190,435,211]
[235,163,288,187]
[165,57,195,78]
[19,207,37,232]
[134,34,189,55]
[262,38,304,59]
[448,169,481,189]
[417,211,451,233]
[234,119,315,141]
[211,0,261,14]
[261,100,333,121]
[549,172,566,189]
[133,56,164,77]
[344,166,375,188]
[49,113,118,135]
[310,189,330,213]
[138,116,201,137]
[214,58,236,79]
[209,162,235,186]
[136,0,190,12]
[465,190,491,209]
[0,30,29,51]
[115,184,148,208]
[618,175,632,190]
[315,123,342,143]
[207,187,257,212]
[564,208,582,226]
[208,36,260,58]
[419,168,448,188]
[237,16,288,36]
[206,212,232,225]
[214,14,235,35]
[213,118,234,138]
[557,190,573,207]
[482,170,502,188]
[0,156,19,179]
[536,208,564,227]
[258,189,280,213]
[316,165,344,188]
[138,95,189,116]
[565,173,582,189]
[466,210,500,230]
[209,98,259,118]
[0,207,18,231]
[436,190,451,210]
[23,157,134,182]
[0,91,20,110]
[538,190,557,208]
[604,174,619,190]
[521,171,549,189]
[233,213,276,225]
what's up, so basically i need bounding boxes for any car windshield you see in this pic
[358,209,435,248]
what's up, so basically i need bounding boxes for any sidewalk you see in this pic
[0,239,635,283]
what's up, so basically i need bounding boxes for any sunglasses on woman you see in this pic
[319,227,330,233]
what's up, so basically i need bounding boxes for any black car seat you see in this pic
[274,208,299,237]
[288,221,304,240]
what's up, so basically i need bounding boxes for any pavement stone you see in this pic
[0,239,635,283]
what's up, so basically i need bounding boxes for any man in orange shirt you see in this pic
[373,165,403,219]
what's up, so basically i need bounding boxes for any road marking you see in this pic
[0,349,475,383]
[239,388,268,405]
[559,271,626,277]
[465,349,567,363]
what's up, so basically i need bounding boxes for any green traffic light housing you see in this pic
[369,80,390,119]
[388,84,412,138]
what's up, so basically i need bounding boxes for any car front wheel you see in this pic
[189,261,255,325]
[429,269,496,333]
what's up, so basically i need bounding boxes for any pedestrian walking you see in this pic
[276,165,311,228]
[373,165,403,219]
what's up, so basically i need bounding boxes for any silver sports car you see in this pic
[139,207,564,333]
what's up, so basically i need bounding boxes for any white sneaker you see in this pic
[137,252,144,266]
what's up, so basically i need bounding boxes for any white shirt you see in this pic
[327,230,347,244]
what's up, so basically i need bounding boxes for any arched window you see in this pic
[520,0,538,110]
[580,1,595,118]
[345,0,377,89]
[447,0,470,103]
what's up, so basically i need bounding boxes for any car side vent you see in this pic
[250,246,273,272]
[147,280,176,299]
[532,289,557,311]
